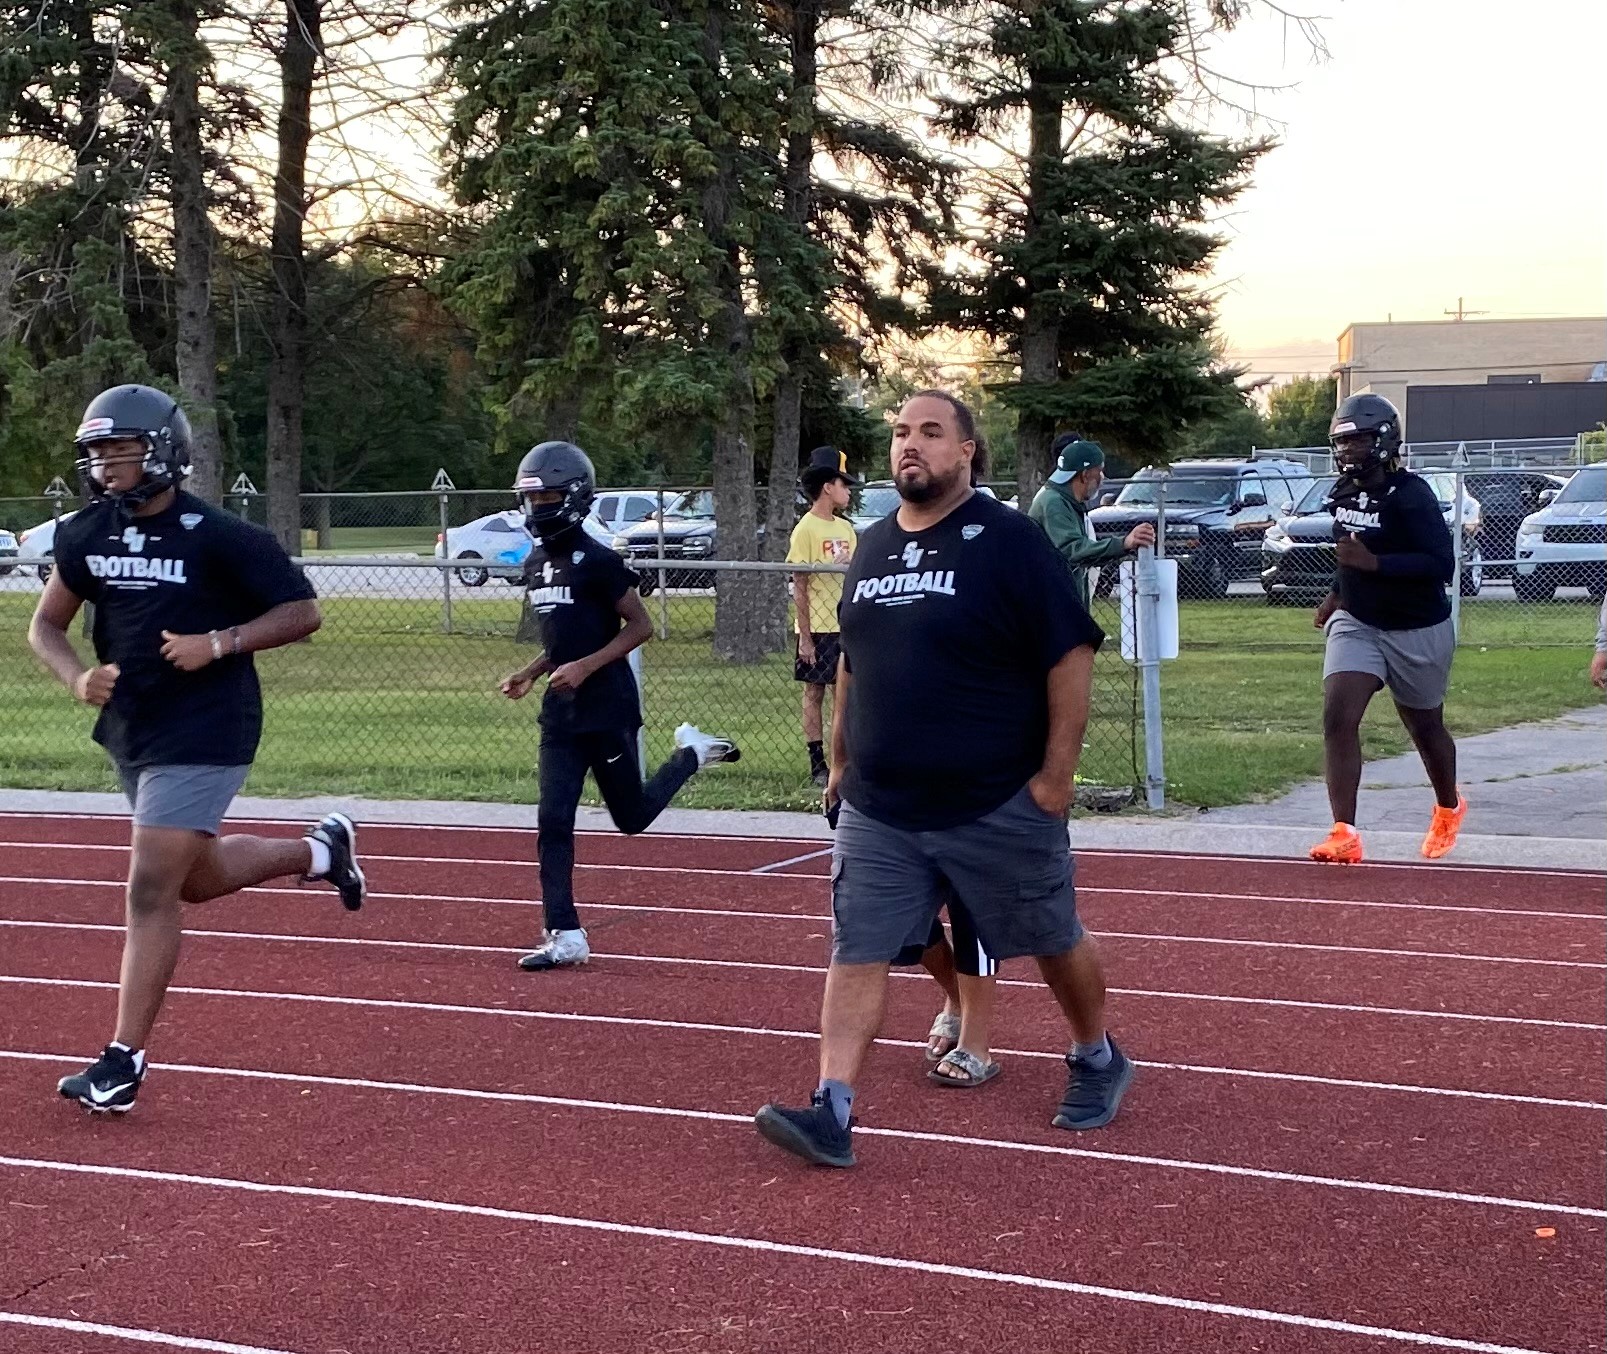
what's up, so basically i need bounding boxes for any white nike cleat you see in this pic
[674,722,741,768]
[518,928,591,971]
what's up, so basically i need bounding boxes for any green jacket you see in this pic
[1028,481,1130,608]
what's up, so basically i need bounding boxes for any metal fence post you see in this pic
[433,468,456,636]
[1135,542,1166,811]
[1449,452,1467,643]
[654,485,669,641]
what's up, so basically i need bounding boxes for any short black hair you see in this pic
[910,388,989,484]
[800,466,841,501]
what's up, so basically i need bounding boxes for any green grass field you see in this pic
[297,526,440,555]
[1,590,1598,812]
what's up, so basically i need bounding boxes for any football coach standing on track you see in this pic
[754,390,1134,1168]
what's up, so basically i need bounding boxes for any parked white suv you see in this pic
[1513,464,1606,602]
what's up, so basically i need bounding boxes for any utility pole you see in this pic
[1443,297,1489,322]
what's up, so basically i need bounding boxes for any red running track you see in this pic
[1,812,1603,1354]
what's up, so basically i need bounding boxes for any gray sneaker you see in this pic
[674,722,741,768]
[518,928,590,971]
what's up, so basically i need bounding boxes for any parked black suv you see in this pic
[1088,459,1314,599]
[1260,472,1485,603]
[614,489,773,593]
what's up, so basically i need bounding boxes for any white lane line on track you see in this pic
[4,974,1599,1111]
[749,846,834,874]
[4,1050,1602,1216]
[4,809,1600,879]
[2,876,1599,969]
[0,1313,300,1354]
[4,846,1601,920]
[5,917,1603,1034]
[0,1156,1578,1354]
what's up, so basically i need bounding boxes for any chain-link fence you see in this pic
[1087,465,1606,649]
[5,459,1600,813]
[0,551,1137,813]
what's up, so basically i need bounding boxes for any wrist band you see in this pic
[208,630,223,660]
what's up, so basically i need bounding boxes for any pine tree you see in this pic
[928,0,1270,499]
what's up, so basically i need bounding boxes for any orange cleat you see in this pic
[1310,823,1364,864]
[1421,794,1468,860]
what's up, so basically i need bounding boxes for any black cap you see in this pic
[802,445,859,487]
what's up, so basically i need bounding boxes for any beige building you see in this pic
[1333,316,1607,409]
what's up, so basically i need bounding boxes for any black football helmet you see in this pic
[74,384,192,511]
[1328,393,1403,470]
[513,440,596,539]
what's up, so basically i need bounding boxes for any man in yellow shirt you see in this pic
[787,446,857,786]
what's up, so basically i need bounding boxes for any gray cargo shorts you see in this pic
[115,763,251,835]
[830,786,1085,966]
[1323,611,1456,709]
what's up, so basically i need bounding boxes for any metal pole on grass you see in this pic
[654,484,669,641]
[433,468,456,636]
[1136,542,1166,811]
[1449,448,1467,643]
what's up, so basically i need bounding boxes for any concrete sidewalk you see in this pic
[4,703,1603,873]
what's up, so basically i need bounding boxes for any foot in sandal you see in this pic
[927,1047,1001,1088]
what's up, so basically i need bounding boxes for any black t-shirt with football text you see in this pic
[1329,469,1453,631]
[526,530,644,734]
[838,492,1105,831]
[52,493,317,769]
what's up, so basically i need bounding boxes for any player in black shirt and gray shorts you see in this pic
[498,441,740,972]
[27,385,367,1114]
[1311,394,1465,864]
[755,390,1132,1168]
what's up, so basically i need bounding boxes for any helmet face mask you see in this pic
[74,385,192,514]
[513,440,596,540]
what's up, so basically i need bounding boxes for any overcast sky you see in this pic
[1204,0,1606,381]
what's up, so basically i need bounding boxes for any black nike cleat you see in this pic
[59,1044,147,1114]
[305,812,366,911]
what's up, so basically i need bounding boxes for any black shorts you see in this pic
[795,632,842,685]
[893,892,997,977]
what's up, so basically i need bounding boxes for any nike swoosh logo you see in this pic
[88,1082,133,1104]
[606,755,624,764]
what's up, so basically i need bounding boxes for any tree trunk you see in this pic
[762,0,820,570]
[698,3,769,664]
[545,386,582,444]
[1016,74,1062,506]
[166,2,223,503]
[265,0,320,552]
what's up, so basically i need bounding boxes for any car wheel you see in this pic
[1459,544,1483,597]
[1513,570,1555,603]
[1200,553,1230,600]
[454,552,488,587]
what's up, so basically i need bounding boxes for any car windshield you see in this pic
[1293,477,1337,513]
[665,491,716,520]
[1556,466,1606,505]
[855,485,901,519]
[1115,472,1236,508]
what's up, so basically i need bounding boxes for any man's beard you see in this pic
[896,461,967,504]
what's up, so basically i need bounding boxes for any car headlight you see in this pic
[1165,525,1199,542]
[1515,518,1542,545]
[682,537,712,556]
[612,535,632,552]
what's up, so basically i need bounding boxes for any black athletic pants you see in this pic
[537,726,697,931]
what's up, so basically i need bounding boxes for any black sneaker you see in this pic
[59,1044,147,1113]
[305,812,366,911]
[754,1093,856,1168]
[1052,1038,1134,1131]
